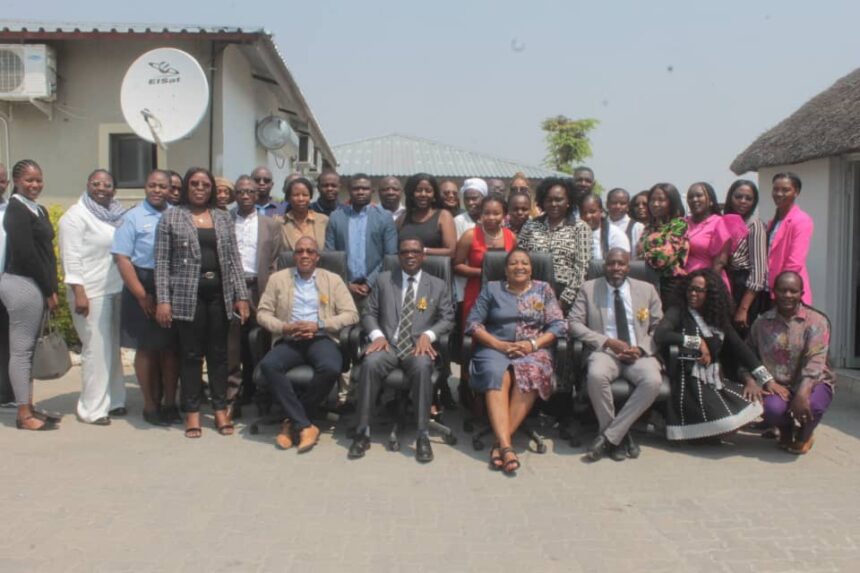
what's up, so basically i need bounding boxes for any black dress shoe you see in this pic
[622,433,641,459]
[348,435,370,459]
[587,434,612,461]
[108,407,128,417]
[415,435,434,463]
[91,417,112,426]
[609,444,627,462]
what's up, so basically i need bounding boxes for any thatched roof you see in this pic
[731,67,860,174]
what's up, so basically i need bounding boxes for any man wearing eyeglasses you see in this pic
[229,175,284,402]
[256,236,359,453]
[251,165,287,218]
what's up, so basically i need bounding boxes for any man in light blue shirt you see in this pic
[325,173,398,302]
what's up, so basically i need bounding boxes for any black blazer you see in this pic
[3,197,58,297]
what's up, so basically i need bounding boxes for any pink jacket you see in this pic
[767,204,813,304]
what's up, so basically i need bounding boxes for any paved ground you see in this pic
[2,369,859,573]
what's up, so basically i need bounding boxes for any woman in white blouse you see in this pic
[579,193,630,260]
[59,170,127,425]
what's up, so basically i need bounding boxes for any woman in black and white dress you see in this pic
[655,269,771,441]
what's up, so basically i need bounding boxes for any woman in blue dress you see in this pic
[466,248,566,474]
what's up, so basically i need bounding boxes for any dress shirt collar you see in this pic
[402,269,422,287]
[285,209,316,223]
[142,199,168,215]
[346,204,369,217]
[294,269,317,283]
[236,208,257,222]
[12,193,41,216]
[608,278,631,296]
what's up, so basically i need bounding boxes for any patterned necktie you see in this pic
[395,277,416,359]
[614,288,631,345]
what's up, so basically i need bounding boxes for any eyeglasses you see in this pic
[510,186,529,193]
[687,285,706,294]
[294,248,318,255]
[190,180,212,189]
[235,188,256,196]
[254,177,272,184]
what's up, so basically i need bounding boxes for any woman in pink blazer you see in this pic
[767,172,813,305]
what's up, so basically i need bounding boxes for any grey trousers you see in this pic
[586,351,662,445]
[0,274,46,405]
[356,348,434,434]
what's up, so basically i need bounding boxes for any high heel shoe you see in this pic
[16,416,58,431]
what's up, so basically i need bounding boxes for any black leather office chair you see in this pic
[461,251,566,453]
[569,257,674,446]
[247,251,359,434]
[347,254,457,451]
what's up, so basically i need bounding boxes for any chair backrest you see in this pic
[481,251,555,285]
[382,254,453,286]
[586,258,660,293]
[277,250,348,283]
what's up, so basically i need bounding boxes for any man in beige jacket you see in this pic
[257,236,358,453]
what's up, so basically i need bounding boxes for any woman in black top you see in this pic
[0,160,60,431]
[396,173,457,257]
[154,167,250,438]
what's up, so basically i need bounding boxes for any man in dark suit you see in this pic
[569,248,664,462]
[348,237,454,463]
[231,175,284,399]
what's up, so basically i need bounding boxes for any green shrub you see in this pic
[47,205,81,351]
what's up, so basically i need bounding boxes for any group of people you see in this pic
[0,159,834,473]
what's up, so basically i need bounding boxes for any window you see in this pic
[109,134,156,188]
[298,133,309,162]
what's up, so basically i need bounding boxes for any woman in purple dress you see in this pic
[466,249,566,474]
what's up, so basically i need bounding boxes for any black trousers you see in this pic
[176,288,230,412]
[0,300,11,403]
[356,349,434,433]
[258,336,341,429]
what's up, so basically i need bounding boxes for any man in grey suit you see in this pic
[348,237,454,463]
[231,175,284,399]
[570,248,664,462]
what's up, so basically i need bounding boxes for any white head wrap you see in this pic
[460,178,488,197]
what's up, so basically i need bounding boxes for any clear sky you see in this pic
[4,0,860,194]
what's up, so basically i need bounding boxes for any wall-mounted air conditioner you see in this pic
[0,44,57,101]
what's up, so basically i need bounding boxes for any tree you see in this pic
[541,115,599,175]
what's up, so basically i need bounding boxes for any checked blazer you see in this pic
[155,206,249,321]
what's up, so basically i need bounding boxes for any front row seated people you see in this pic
[256,236,359,453]
[569,248,664,462]
[654,269,769,443]
[465,248,566,475]
[348,237,454,463]
[745,271,834,455]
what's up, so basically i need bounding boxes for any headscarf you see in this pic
[81,191,127,227]
[460,178,488,197]
[214,177,234,192]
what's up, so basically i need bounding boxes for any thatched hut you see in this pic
[731,67,860,367]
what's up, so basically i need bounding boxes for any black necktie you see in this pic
[396,277,416,359]
[614,288,631,345]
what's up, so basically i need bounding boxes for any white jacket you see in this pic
[59,198,123,298]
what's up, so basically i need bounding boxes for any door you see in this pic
[847,161,860,367]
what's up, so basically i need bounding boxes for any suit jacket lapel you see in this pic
[629,281,646,341]
[392,271,404,320]
[769,204,795,251]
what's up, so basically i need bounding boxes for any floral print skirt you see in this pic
[469,346,555,400]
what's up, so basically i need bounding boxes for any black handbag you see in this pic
[32,315,72,380]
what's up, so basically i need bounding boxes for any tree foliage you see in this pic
[541,116,599,175]
[47,205,81,350]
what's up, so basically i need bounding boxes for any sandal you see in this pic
[488,443,504,471]
[500,447,520,474]
[16,416,58,431]
[215,422,235,436]
[184,427,202,438]
[32,409,62,424]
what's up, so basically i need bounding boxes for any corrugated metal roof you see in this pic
[0,20,265,35]
[333,134,565,179]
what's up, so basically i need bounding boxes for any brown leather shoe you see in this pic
[297,424,320,453]
[275,421,293,450]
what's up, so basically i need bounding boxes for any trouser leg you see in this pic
[259,340,313,428]
[203,294,229,411]
[585,351,622,439]
[761,393,790,432]
[356,348,398,433]
[106,294,126,410]
[176,297,207,413]
[603,356,662,445]
[0,299,12,403]
[402,354,434,433]
[302,337,343,422]
[72,293,113,421]
[239,313,257,390]
[0,274,43,405]
[799,383,833,442]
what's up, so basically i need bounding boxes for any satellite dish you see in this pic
[120,48,209,148]
[256,115,295,150]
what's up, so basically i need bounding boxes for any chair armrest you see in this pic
[248,326,271,365]
[339,325,359,372]
[461,334,474,363]
[667,344,680,381]
[436,333,451,365]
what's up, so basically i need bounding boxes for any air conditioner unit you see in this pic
[0,44,57,101]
